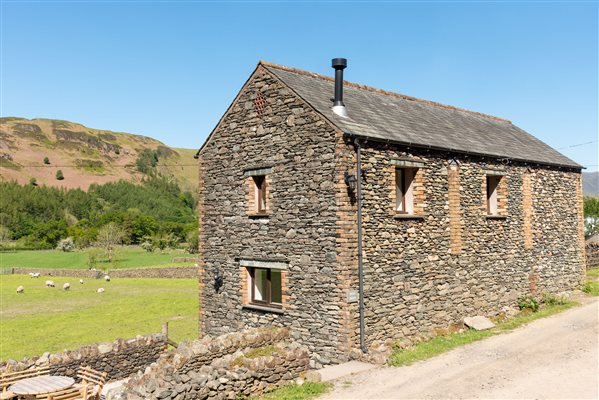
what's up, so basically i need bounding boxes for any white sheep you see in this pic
[63,283,70,291]
[33,272,40,278]
[104,275,111,282]
[45,280,55,288]
[97,288,105,293]
[16,285,24,294]
[29,272,35,278]
[79,279,84,284]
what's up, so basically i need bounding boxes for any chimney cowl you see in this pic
[331,57,348,118]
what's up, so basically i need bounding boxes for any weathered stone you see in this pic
[305,371,321,383]
[463,316,495,330]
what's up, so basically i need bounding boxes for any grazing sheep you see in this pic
[45,280,55,288]
[97,288,105,293]
[104,275,111,282]
[33,272,40,278]
[63,283,70,291]
[16,285,24,294]
[79,279,84,284]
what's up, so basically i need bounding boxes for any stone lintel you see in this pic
[239,259,288,270]
[483,169,505,176]
[391,159,426,168]
[244,167,273,176]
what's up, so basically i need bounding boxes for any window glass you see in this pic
[396,168,417,214]
[253,268,268,301]
[486,176,500,215]
[271,270,282,304]
[395,169,404,211]
[253,175,266,213]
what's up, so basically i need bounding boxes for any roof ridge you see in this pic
[259,60,511,124]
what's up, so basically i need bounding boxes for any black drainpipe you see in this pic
[355,137,367,354]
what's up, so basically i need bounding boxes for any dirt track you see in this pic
[321,298,598,400]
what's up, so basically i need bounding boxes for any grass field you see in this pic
[388,300,578,366]
[257,383,331,400]
[0,275,198,361]
[0,247,196,270]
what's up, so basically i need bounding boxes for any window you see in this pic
[245,167,272,216]
[486,175,501,215]
[395,168,417,214]
[253,175,267,214]
[249,267,282,308]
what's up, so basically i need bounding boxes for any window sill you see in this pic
[394,214,425,220]
[486,215,508,220]
[248,213,270,219]
[242,304,284,314]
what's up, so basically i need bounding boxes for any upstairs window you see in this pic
[396,168,417,214]
[486,175,501,216]
[245,167,272,216]
[253,175,267,214]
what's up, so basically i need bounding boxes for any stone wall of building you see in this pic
[346,141,586,345]
[107,328,310,400]
[198,66,348,366]
[0,334,166,381]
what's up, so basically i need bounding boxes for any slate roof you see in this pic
[262,62,581,169]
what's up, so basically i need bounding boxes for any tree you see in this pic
[584,196,599,237]
[56,237,75,252]
[0,225,11,244]
[43,157,50,165]
[95,222,125,263]
[29,177,37,186]
[56,170,64,180]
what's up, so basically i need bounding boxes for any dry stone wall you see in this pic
[108,267,197,279]
[0,334,166,381]
[10,268,103,278]
[10,267,197,279]
[586,244,599,268]
[107,327,310,400]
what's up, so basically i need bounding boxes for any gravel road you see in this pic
[321,298,598,399]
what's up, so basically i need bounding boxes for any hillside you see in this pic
[0,117,197,192]
[583,172,599,197]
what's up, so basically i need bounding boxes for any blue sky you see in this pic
[2,1,597,170]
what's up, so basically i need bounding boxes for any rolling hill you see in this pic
[583,171,599,197]
[0,117,198,192]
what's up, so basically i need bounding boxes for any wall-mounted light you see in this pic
[213,269,223,292]
[344,172,357,191]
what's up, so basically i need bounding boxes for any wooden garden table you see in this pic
[9,375,74,398]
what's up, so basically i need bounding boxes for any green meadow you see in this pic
[0,275,198,361]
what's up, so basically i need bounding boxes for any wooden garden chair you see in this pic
[35,385,93,400]
[74,367,107,400]
[1,366,50,400]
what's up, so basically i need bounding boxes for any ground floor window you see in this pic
[249,267,282,308]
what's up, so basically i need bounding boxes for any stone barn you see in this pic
[196,59,586,365]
